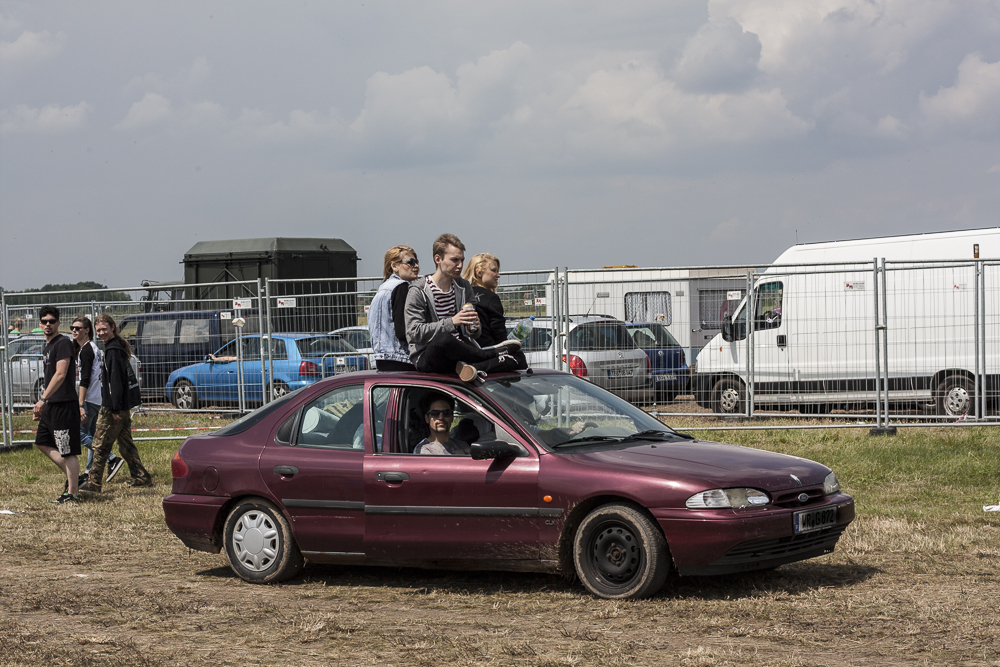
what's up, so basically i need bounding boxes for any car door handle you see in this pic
[777,335,787,349]
[273,465,299,476]
[377,471,409,483]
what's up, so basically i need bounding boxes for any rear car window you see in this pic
[140,319,177,345]
[568,322,635,351]
[298,336,356,356]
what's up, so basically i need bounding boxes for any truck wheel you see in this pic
[938,375,973,417]
[712,378,745,415]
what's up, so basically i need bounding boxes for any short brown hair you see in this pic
[432,233,465,264]
[382,245,418,281]
[462,252,500,291]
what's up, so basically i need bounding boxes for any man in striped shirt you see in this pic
[404,233,521,381]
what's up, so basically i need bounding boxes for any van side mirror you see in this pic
[721,315,733,342]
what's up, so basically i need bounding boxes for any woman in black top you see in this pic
[463,253,527,369]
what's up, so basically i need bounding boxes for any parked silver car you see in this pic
[330,326,376,369]
[512,316,652,402]
[5,334,142,404]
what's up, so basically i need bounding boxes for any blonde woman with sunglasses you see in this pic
[368,245,420,371]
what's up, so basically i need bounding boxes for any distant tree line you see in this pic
[2,281,133,306]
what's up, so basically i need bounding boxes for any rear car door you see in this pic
[258,381,366,556]
[363,381,542,562]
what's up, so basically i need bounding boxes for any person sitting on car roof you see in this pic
[413,393,471,455]
[404,233,521,383]
[369,244,420,371]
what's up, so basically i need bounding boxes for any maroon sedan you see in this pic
[163,369,854,599]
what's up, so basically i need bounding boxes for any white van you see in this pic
[692,228,1000,416]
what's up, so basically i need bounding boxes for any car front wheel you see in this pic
[938,374,974,417]
[172,379,198,410]
[572,503,669,600]
[223,499,303,584]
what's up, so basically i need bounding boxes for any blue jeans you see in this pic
[81,402,118,471]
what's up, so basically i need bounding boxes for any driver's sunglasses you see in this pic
[427,409,453,418]
[40,319,58,326]
[400,258,419,267]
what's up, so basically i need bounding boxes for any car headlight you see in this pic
[685,488,770,509]
[823,472,840,495]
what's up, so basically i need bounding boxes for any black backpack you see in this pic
[124,361,142,410]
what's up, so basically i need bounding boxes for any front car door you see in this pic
[363,380,542,564]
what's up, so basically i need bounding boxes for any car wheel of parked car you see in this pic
[572,503,669,600]
[938,375,974,417]
[712,378,745,415]
[32,379,44,403]
[269,381,290,400]
[172,379,198,410]
[223,498,304,584]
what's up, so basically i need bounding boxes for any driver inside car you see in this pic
[413,393,471,456]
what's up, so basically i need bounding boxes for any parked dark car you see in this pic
[625,322,690,402]
[163,369,854,599]
[120,309,267,398]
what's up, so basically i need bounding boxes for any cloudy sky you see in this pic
[1,0,998,291]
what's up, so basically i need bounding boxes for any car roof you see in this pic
[333,325,368,331]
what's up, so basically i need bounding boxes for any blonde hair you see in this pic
[462,252,501,291]
[383,245,418,280]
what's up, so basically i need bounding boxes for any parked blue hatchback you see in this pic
[625,322,689,402]
[165,333,367,409]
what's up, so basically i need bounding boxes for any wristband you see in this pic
[41,398,49,403]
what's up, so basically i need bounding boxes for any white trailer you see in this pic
[560,267,747,364]
[692,228,1000,416]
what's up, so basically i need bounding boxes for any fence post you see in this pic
[871,258,895,435]
[0,288,9,449]
[258,278,266,405]
[265,279,274,403]
[562,268,570,374]
[981,262,987,419]
[745,269,754,418]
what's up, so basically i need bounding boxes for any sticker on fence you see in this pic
[276,297,297,308]
[845,282,865,290]
[233,298,252,309]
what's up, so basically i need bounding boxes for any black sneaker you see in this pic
[106,457,126,482]
[53,493,80,504]
[489,339,522,354]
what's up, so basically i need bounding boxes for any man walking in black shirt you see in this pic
[32,306,82,504]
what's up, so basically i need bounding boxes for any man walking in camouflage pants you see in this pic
[80,314,151,493]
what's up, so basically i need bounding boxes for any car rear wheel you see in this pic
[938,374,974,417]
[223,498,303,584]
[712,378,745,415]
[572,503,669,600]
[268,381,290,401]
[32,379,44,403]
[172,379,198,410]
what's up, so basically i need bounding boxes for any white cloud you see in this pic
[673,18,762,93]
[0,28,64,69]
[710,216,755,243]
[233,107,345,145]
[919,54,1000,135]
[0,102,89,133]
[117,92,173,129]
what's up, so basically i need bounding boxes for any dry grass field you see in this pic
[2,410,999,666]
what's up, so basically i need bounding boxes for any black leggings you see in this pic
[375,360,416,371]
[415,337,527,374]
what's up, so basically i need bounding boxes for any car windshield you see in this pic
[628,324,679,347]
[481,373,683,449]
[299,336,357,355]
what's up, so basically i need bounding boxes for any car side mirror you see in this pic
[470,440,522,460]
[721,315,733,342]
[205,355,213,362]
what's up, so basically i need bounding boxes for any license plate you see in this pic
[607,367,634,378]
[660,373,676,380]
[793,507,838,534]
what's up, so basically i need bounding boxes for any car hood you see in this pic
[559,439,830,492]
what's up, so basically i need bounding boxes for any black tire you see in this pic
[269,381,290,401]
[32,379,44,403]
[938,374,974,417]
[172,379,198,410]
[712,378,745,415]
[223,498,304,584]
[572,503,670,600]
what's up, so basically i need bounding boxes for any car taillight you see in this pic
[171,451,189,478]
[299,360,320,377]
[562,354,587,377]
[646,354,652,373]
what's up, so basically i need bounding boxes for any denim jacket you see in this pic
[368,275,412,364]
